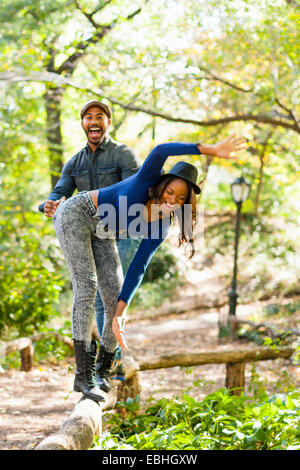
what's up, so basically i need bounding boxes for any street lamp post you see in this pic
[228,176,251,326]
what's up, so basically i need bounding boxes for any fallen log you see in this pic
[35,355,140,451]
[35,397,102,450]
[137,346,295,370]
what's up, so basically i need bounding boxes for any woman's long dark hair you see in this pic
[148,174,199,258]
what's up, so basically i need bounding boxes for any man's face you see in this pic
[81,106,111,147]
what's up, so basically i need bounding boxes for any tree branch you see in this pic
[197,65,255,93]
[57,0,149,74]
[275,97,300,133]
[1,71,299,133]
[73,0,114,29]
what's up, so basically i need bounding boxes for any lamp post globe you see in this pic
[231,176,251,205]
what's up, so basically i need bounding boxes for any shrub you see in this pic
[97,389,300,450]
[0,211,63,337]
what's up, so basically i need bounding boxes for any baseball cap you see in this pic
[80,100,112,119]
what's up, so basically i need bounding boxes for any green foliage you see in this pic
[128,243,183,312]
[143,243,179,283]
[33,321,73,363]
[0,89,65,338]
[0,211,63,337]
[98,388,300,450]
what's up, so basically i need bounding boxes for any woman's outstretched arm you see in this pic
[197,134,247,159]
[136,135,247,183]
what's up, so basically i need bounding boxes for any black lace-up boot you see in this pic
[73,339,105,402]
[95,344,116,392]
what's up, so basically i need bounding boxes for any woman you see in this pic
[52,135,246,402]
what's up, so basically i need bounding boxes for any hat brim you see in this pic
[191,182,201,195]
[167,172,201,195]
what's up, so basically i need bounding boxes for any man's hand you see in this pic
[112,314,128,350]
[44,197,66,218]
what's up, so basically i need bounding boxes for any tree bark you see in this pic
[21,341,34,372]
[44,86,64,188]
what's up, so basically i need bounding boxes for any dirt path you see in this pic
[0,303,298,450]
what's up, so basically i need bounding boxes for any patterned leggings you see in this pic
[53,192,123,352]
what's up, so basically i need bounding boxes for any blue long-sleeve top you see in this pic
[97,142,201,305]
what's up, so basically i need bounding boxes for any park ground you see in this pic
[0,295,299,450]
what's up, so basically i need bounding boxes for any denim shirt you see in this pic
[38,135,141,212]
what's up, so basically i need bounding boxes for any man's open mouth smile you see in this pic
[88,127,102,139]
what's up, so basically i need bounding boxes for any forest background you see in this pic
[0,0,299,347]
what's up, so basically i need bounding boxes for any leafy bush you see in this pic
[143,244,180,283]
[98,389,300,450]
[0,210,64,338]
[128,243,182,311]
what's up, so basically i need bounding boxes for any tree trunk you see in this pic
[255,153,265,217]
[3,337,34,372]
[44,86,64,188]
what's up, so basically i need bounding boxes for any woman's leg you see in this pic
[53,193,105,401]
[53,195,99,347]
[92,234,124,353]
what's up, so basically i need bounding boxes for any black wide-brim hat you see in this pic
[168,161,201,194]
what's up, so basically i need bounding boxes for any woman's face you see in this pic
[159,177,189,213]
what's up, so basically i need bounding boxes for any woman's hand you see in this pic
[112,314,128,350]
[213,135,247,159]
[198,135,247,160]
[112,301,128,350]
[44,196,66,217]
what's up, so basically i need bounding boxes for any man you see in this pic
[39,100,141,383]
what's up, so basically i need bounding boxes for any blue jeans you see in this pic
[95,237,141,360]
